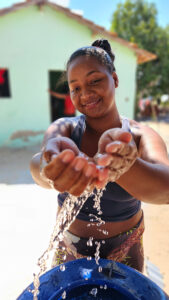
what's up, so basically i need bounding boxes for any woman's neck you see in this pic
[85,107,121,134]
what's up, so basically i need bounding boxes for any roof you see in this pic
[0,0,157,64]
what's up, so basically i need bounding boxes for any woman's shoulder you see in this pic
[128,118,168,163]
[52,115,85,134]
[128,118,162,137]
[53,115,83,126]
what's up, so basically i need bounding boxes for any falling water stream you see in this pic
[31,187,107,300]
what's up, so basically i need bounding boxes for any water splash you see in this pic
[62,290,66,299]
[31,188,106,299]
[89,287,98,297]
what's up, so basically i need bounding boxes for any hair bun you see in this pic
[92,39,110,51]
[92,39,115,63]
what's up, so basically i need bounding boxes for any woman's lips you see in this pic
[82,98,101,108]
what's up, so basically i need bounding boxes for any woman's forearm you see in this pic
[116,158,169,204]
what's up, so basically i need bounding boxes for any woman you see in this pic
[30,39,169,272]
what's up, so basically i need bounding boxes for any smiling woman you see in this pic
[67,56,116,118]
[30,39,169,275]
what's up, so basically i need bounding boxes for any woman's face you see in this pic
[67,55,117,119]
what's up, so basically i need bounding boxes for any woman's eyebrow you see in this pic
[69,71,101,84]
[86,70,101,76]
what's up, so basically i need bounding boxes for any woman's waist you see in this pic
[57,207,142,239]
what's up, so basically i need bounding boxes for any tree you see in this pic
[111,0,169,101]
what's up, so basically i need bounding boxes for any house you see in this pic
[0,0,156,147]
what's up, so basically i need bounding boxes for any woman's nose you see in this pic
[80,89,94,100]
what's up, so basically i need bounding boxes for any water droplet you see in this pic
[87,256,92,260]
[62,290,66,299]
[87,237,93,247]
[98,266,102,272]
[90,288,98,297]
[60,264,66,271]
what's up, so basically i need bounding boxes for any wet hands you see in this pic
[41,137,108,196]
[40,128,138,196]
[94,128,138,182]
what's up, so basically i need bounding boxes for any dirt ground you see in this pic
[0,120,169,299]
[141,121,169,295]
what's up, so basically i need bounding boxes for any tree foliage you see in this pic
[111,0,169,99]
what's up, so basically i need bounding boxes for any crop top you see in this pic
[57,114,141,222]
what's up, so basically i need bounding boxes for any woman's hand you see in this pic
[41,137,108,196]
[94,128,138,182]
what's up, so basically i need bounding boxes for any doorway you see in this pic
[48,70,68,122]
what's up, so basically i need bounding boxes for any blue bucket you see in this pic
[17,258,169,300]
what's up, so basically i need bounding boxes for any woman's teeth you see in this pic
[84,99,100,107]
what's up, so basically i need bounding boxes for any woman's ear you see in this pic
[112,72,119,88]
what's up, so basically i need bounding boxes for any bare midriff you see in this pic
[57,207,142,239]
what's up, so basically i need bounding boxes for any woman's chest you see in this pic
[80,131,101,158]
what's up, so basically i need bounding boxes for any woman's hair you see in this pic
[66,39,116,73]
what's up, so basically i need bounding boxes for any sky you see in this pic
[0,0,169,30]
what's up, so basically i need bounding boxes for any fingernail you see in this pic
[109,144,120,153]
[74,159,85,171]
[85,165,94,177]
[62,153,72,163]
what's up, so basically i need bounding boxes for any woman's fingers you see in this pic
[105,141,132,156]
[44,152,99,196]
[43,137,79,162]
[67,162,98,196]
[93,167,109,189]
[95,153,112,167]
[43,149,76,181]
[98,128,132,153]
[53,157,88,193]
[117,131,132,143]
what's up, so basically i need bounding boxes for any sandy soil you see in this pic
[0,120,169,299]
[141,121,169,295]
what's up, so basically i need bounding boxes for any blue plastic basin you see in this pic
[17,258,169,299]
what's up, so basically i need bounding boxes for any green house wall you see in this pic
[0,4,137,147]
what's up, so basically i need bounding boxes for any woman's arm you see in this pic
[30,118,107,195]
[48,90,67,99]
[116,123,169,204]
[30,118,76,188]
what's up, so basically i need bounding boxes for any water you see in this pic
[54,284,130,300]
[94,241,101,265]
[98,266,102,272]
[61,290,67,299]
[31,188,106,299]
[90,287,98,297]
[60,264,66,271]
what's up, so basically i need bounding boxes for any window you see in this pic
[0,68,11,98]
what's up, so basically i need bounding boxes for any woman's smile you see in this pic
[82,98,102,109]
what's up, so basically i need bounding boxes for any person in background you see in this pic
[48,89,76,117]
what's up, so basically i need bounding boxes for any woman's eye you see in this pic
[90,79,101,85]
[71,87,80,94]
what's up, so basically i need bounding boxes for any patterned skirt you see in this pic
[52,211,144,272]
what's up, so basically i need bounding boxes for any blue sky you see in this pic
[69,0,169,29]
[0,0,169,30]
